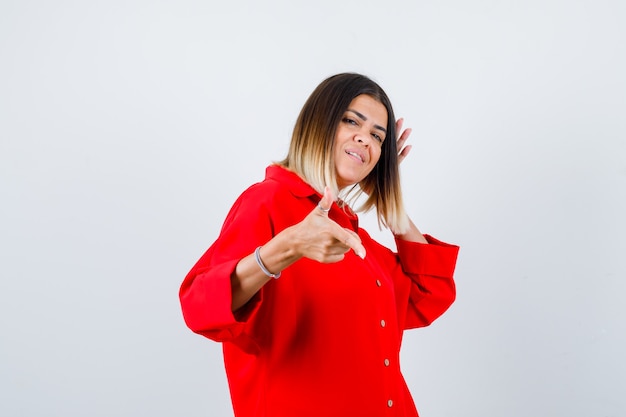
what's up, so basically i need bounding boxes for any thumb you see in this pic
[316,186,335,215]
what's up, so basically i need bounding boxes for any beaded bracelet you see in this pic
[254,246,281,279]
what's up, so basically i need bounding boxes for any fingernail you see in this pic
[357,249,366,259]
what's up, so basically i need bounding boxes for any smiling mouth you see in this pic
[346,150,364,163]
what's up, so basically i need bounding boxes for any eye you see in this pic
[372,133,383,143]
[343,117,358,126]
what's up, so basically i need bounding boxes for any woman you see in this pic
[179,73,459,417]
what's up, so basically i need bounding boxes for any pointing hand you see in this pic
[292,186,366,262]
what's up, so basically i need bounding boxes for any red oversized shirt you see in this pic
[180,165,459,417]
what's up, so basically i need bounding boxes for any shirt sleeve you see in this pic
[393,234,460,330]
[178,186,273,343]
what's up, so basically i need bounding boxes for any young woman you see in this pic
[179,73,459,417]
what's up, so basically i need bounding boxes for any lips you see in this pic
[345,149,365,163]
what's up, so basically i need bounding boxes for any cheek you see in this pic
[371,147,382,165]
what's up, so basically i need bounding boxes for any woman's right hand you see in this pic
[288,186,366,262]
[230,187,365,311]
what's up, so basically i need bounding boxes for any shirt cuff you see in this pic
[395,234,459,278]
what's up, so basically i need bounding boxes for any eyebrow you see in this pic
[347,109,387,134]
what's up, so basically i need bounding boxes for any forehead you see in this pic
[346,95,388,126]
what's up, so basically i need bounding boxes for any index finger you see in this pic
[340,228,366,259]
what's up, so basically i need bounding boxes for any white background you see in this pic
[1,1,625,416]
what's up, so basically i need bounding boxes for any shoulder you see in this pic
[239,165,313,205]
[227,167,305,218]
[237,175,292,207]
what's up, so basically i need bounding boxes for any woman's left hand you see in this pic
[396,118,412,164]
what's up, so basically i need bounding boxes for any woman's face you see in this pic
[333,94,388,189]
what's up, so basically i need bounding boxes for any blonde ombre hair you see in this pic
[279,73,409,234]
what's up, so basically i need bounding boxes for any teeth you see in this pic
[346,151,363,162]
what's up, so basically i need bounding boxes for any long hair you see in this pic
[279,73,409,233]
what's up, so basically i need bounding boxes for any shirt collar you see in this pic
[265,164,359,228]
[265,165,320,198]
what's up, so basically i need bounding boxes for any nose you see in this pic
[354,130,371,146]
